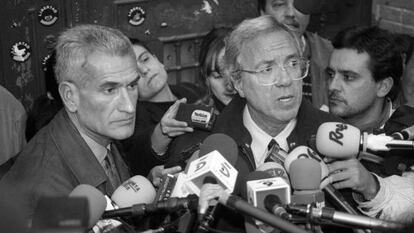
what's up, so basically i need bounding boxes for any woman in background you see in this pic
[121,39,204,179]
[197,26,236,113]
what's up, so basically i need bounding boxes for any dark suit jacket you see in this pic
[167,95,343,232]
[0,109,131,220]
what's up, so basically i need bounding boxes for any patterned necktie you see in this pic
[103,145,122,191]
[264,139,287,165]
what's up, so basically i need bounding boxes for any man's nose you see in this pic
[119,88,136,113]
[328,76,341,92]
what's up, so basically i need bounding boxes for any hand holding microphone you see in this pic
[327,158,379,201]
[151,98,194,154]
[148,165,182,187]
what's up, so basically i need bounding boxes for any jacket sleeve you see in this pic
[354,172,414,223]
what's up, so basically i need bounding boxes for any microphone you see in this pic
[102,195,198,219]
[175,103,217,131]
[112,175,156,208]
[286,204,404,231]
[257,161,290,184]
[189,133,238,233]
[170,150,201,198]
[68,184,124,233]
[244,170,291,212]
[391,125,414,140]
[316,123,414,159]
[186,133,238,195]
[263,195,292,220]
[284,146,329,189]
[286,156,325,207]
[242,171,291,233]
[216,190,309,233]
[69,184,107,229]
[285,146,362,216]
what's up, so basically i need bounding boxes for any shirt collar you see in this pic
[79,131,108,165]
[359,98,394,133]
[243,106,296,167]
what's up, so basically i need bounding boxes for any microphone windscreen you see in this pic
[285,146,329,188]
[198,133,238,165]
[69,184,107,228]
[289,158,321,191]
[240,171,272,199]
[111,175,156,208]
[257,162,290,183]
[316,122,361,158]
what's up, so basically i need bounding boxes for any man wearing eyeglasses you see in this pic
[258,0,333,111]
[167,15,341,232]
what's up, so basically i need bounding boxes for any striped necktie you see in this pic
[103,144,122,191]
[264,139,287,165]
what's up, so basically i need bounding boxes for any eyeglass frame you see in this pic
[234,57,310,86]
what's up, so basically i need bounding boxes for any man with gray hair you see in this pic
[168,15,340,232]
[0,24,139,223]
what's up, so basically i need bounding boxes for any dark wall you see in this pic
[0,0,372,110]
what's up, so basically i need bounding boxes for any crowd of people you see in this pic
[0,0,414,232]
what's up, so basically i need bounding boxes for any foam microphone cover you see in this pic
[198,133,238,165]
[69,184,107,228]
[316,122,361,158]
[111,175,156,208]
[289,158,321,191]
[285,146,329,188]
[257,162,290,184]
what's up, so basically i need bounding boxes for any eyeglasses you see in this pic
[236,58,310,86]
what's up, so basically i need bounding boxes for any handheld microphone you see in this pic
[102,195,198,219]
[286,204,404,231]
[69,184,107,229]
[316,123,414,159]
[216,190,309,233]
[284,146,330,189]
[257,161,290,184]
[190,133,238,233]
[175,103,217,131]
[286,156,325,207]
[170,149,202,198]
[185,133,238,195]
[69,185,124,233]
[391,125,414,140]
[243,171,291,233]
[244,170,291,212]
[263,195,292,220]
[111,175,156,208]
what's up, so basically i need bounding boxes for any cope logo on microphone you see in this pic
[191,110,211,124]
[329,123,347,146]
[122,180,141,193]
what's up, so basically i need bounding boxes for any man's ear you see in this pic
[58,81,79,112]
[232,77,245,98]
[376,76,394,98]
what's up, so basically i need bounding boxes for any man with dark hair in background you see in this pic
[325,26,414,223]
[258,0,333,110]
